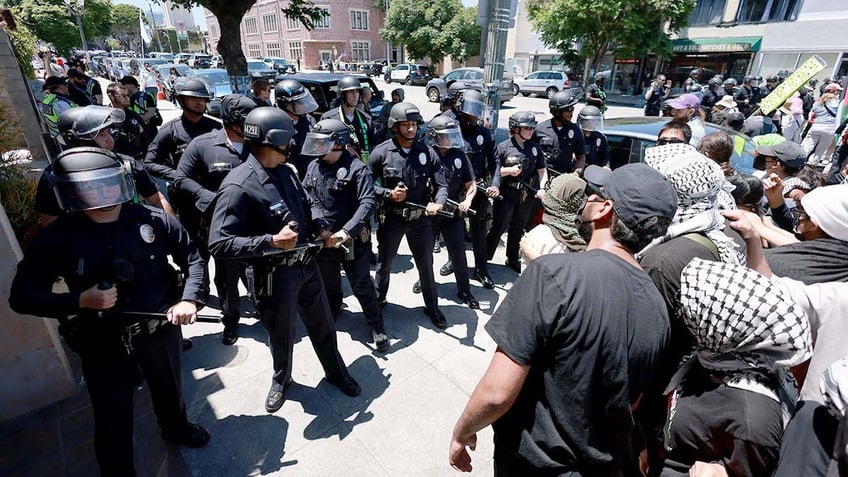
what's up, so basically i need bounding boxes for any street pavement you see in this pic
[0,72,645,477]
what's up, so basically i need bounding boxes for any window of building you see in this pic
[737,0,802,23]
[262,13,278,33]
[314,7,330,29]
[243,17,258,35]
[350,10,369,31]
[288,41,303,60]
[266,42,282,57]
[247,44,262,58]
[209,24,218,38]
[351,41,370,62]
[689,0,726,26]
[285,16,300,30]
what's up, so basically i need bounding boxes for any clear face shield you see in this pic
[301,132,339,156]
[51,166,135,212]
[428,127,464,149]
[578,114,602,132]
[287,91,319,115]
[459,97,485,119]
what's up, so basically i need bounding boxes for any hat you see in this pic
[583,163,678,229]
[668,94,700,110]
[42,76,67,90]
[67,68,84,79]
[119,75,139,87]
[751,133,786,147]
[824,83,844,93]
[754,141,806,170]
[801,184,848,241]
[715,95,737,109]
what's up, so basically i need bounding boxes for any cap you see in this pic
[801,184,848,242]
[119,75,139,87]
[754,141,806,169]
[43,76,66,90]
[824,83,844,93]
[583,163,677,229]
[668,94,700,110]
[751,133,786,147]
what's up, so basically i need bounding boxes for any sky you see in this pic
[114,0,208,29]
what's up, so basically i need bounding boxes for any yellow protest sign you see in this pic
[759,55,828,115]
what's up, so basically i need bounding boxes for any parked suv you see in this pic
[425,67,515,105]
[188,54,212,69]
[246,59,277,81]
[514,71,583,98]
[385,63,431,86]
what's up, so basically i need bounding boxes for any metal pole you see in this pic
[482,0,510,131]
[148,3,164,52]
[385,0,391,64]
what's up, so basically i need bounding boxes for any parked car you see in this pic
[194,68,232,117]
[210,55,223,69]
[515,70,583,99]
[361,62,383,77]
[424,67,515,105]
[176,53,192,65]
[187,54,212,69]
[262,57,296,74]
[384,63,431,86]
[600,117,755,173]
[246,59,277,81]
[274,72,385,122]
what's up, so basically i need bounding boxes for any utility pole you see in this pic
[148,3,164,52]
[480,0,515,131]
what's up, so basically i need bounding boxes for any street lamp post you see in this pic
[64,0,90,69]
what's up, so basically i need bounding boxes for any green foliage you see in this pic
[13,0,112,55]
[7,23,37,79]
[527,0,696,70]
[111,3,144,51]
[0,94,38,250]
[380,0,476,65]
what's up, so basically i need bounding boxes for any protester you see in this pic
[668,94,705,147]
[697,131,735,176]
[709,95,737,127]
[803,83,843,166]
[518,173,587,261]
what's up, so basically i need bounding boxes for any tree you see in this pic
[527,0,695,80]
[12,0,112,55]
[169,0,322,76]
[111,3,144,52]
[380,0,478,66]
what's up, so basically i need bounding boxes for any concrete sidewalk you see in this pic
[1,235,519,476]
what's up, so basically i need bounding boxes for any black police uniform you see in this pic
[303,150,384,331]
[9,203,207,477]
[176,128,251,330]
[368,137,448,315]
[114,108,150,160]
[208,156,351,388]
[68,81,96,106]
[433,147,475,295]
[144,115,222,229]
[485,137,546,264]
[320,106,376,161]
[583,130,610,168]
[534,119,586,174]
[734,85,754,116]
[34,156,159,217]
[462,124,500,277]
[288,114,317,179]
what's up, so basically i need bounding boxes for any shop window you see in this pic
[689,0,726,26]
[737,0,802,24]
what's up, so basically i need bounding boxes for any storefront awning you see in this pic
[672,36,762,54]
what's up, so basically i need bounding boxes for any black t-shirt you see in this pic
[661,363,783,477]
[485,250,669,475]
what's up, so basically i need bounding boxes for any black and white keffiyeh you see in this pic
[821,356,848,418]
[674,258,812,423]
[641,144,743,264]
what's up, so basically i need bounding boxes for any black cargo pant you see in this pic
[468,191,492,276]
[316,235,384,331]
[434,213,471,295]
[374,214,438,312]
[486,187,535,263]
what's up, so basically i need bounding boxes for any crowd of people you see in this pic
[11,57,848,477]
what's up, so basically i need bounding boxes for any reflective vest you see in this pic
[40,94,78,137]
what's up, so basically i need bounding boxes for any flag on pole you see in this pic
[139,10,152,44]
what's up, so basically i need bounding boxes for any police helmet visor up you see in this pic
[428,127,464,149]
[51,166,135,212]
[459,97,485,119]
[301,132,341,156]
[58,106,126,146]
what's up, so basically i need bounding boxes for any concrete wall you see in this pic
[0,30,47,162]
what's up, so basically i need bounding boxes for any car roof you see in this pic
[282,72,370,84]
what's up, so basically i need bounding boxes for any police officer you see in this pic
[368,102,449,329]
[700,76,723,121]
[436,82,469,120]
[106,82,150,160]
[578,106,609,168]
[684,68,702,92]
[40,76,78,139]
[120,76,161,139]
[723,77,738,97]
[735,75,756,116]
[209,108,360,413]
[275,78,319,178]
[67,68,98,106]
[10,147,210,476]
[585,73,607,113]
[300,119,389,352]
[534,90,586,174]
[320,75,375,161]
[453,88,499,289]
[485,111,547,274]
[175,94,257,346]
[425,116,479,309]
[36,106,171,227]
[67,57,104,105]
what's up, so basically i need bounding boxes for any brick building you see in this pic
[205,0,394,69]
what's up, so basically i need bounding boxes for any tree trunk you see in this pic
[208,4,251,77]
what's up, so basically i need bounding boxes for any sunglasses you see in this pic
[655,137,685,146]
[584,183,606,199]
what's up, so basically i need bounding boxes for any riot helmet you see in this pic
[447,82,467,101]
[708,76,723,87]
[242,107,294,149]
[594,72,605,83]
[426,116,464,149]
[274,79,319,115]
[57,106,125,148]
[219,94,257,128]
[723,78,738,87]
[337,75,362,93]
[387,102,424,129]
[48,147,135,212]
[176,78,213,99]
[743,75,754,83]
[509,111,537,130]
[689,83,703,94]
[458,89,485,119]
[577,106,603,132]
[549,90,579,115]
[301,119,352,156]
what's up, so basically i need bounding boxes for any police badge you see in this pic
[139,224,155,244]
[454,158,462,169]
[418,152,427,165]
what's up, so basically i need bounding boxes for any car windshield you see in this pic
[247,61,266,70]
[196,71,230,86]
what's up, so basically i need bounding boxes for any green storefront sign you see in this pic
[672,36,762,54]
